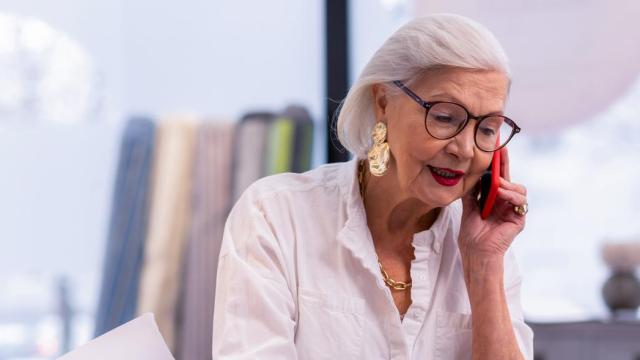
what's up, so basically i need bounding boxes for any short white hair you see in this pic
[336,14,511,159]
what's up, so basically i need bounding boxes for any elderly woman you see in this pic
[212,14,533,360]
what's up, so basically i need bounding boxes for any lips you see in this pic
[427,166,465,187]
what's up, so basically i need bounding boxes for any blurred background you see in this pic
[0,0,639,359]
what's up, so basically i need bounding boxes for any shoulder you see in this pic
[220,161,354,258]
[226,160,354,232]
[238,160,351,207]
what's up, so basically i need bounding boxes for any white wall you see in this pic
[121,0,324,121]
[0,0,325,317]
[0,0,325,121]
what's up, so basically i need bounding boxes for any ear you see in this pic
[371,84,388,124]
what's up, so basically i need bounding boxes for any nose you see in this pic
[445,122,475,160]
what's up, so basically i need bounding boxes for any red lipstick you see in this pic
[427,166,465,187]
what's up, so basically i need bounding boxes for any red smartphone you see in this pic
[477,150,501,219]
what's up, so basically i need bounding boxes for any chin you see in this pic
[416,173,466,207]
[436,195,461,207]
[420,189,462,208]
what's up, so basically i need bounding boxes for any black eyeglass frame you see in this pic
[392,80,521,152]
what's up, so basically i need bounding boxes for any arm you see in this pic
[212,197,297,359]
[459,148,532,359]
[463,254,525,360]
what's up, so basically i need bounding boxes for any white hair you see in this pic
[336,14,511,159]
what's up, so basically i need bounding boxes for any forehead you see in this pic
[408,68,509,115]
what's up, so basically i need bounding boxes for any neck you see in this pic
[360,159,440,252]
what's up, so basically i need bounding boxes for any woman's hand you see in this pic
[458,147,528,360]
[458,147,527,259]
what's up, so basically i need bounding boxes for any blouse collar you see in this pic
[337,157,453,256]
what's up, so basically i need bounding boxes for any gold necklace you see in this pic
[378,261,412,291]
[358,160,412,292]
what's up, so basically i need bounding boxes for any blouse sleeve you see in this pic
[212,193,298,359]
[504,248,535,360]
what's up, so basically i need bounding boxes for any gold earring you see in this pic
[367,122,390,176]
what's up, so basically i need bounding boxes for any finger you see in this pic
[499,178,527,196]
[500,147,511,182]
[497,187,527,207]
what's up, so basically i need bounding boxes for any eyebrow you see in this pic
[427,92,504,117]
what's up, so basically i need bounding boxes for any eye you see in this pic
[478,117,504,137]
[434,114,454,123]
[478,126,496,136]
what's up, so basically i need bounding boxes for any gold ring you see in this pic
[513,203,528,216]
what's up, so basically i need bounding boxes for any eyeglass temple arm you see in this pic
[507,118,521,133]
[392,80,430,109]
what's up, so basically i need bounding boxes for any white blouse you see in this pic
[212,159,533,359]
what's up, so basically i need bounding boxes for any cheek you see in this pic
[463,156,492,188]
[388,112,431,156]
[405,136,447,164]
[473,152,493,172]
[463,173,483,192]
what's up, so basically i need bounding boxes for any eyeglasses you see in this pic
[393,80,520,152]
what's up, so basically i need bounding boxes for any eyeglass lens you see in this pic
[425,102,514,151]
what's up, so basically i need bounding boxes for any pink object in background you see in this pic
[414,0,640,133]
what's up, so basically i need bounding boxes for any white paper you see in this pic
[57,313,175,360]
